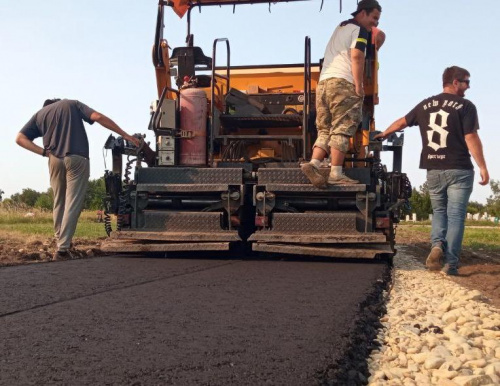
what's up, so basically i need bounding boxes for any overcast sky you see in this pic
[1,0,498,204]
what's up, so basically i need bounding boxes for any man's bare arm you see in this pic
[90,112,141,147]
[351,48,365,97]
[15,133,45,156]
[373,117,408,140]
[465,132,489,185]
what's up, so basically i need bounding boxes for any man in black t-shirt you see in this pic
[374,66,489,276]
[16,99,140,260]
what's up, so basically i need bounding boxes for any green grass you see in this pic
[402,219,499,227]
[399,224,500,252]
[0,208,112,239]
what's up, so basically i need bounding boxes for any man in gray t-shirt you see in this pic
[16,98,140,260]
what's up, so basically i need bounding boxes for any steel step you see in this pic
[259,184,365,193]
[110,230,241,242]
[140,211,225,232]
[137,167,243,184]
[271,212,357,233]
[136,183,237,193]
[102,241,230,253]
[257,167,371,185]
[248,233,386,244]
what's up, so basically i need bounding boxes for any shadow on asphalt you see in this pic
[109,250,392,267]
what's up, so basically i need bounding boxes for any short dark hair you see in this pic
[442,66,470,87]
[43,98,61,107]
[363,8,381,16]
[351,0,382,16]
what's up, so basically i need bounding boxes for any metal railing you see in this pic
[210,38,231,165]
[303,36,312,161]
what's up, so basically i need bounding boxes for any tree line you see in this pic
[406,179,500,220]
[1,178,106,211]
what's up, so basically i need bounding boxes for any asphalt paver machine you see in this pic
[102,0,411,259]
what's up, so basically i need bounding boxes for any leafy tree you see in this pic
[486,179,500,217]
[467,201,484,216]
[35,194,52,210]
[84,177,106,210]
[406,182,432,221]
[35,188,54,210]
[11,188,41,207]
[0,189,4,201]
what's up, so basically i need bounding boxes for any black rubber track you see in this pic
[0,256,390,385]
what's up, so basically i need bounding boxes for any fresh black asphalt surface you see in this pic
[0,256,389,385]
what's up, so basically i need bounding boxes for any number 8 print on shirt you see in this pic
[404,93,479,170]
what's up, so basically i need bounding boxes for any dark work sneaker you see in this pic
[301,163,327,189]
[440,264,459,276]
[426,246,443,271]
[327,174,360,185]
[53,250,70,261]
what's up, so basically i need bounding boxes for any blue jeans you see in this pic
[427,169,474,269]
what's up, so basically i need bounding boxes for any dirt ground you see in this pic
[0,231,104,266]
[1,228,499,308]
[395,226,500,309]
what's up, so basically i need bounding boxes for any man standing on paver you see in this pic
[374,66,489,276]
[16,98,140,260]
[301,0,382,188]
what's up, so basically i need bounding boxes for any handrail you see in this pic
[210,38,231,165]
[303,36,312,161]
[153,1,166,67]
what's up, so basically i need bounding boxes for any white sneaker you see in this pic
[327,174,360,185]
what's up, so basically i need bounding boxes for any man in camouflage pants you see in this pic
[301,0,382,188]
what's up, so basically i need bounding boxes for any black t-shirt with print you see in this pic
[404,93,479,170]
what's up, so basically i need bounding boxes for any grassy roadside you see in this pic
[0,209,112,239]
[397,223,500,252]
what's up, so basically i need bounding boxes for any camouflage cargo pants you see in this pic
[314,77,363,153]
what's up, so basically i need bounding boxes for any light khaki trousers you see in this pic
[49,154,90,251]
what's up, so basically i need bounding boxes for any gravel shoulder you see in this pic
[368,248,500,386]
[395,226,500,309]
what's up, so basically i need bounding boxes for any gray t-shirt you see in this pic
[20,99,95,159]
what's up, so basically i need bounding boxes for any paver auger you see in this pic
[101,0,411,259]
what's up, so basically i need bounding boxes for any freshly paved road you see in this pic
[0,256,389,385]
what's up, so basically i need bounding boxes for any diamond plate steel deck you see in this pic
[141,211,224,232]
[261,184,366,193]
[257,167,370,184]
[137,168,243,184]
[136,183,233,193]
[252,243,393,258]
[111,231,240,242]
[272,212,357,233]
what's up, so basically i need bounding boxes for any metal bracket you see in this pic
[221,184,244,230]
[179,130,194,138]
[255,188,276,220]
[356,192,377,233]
